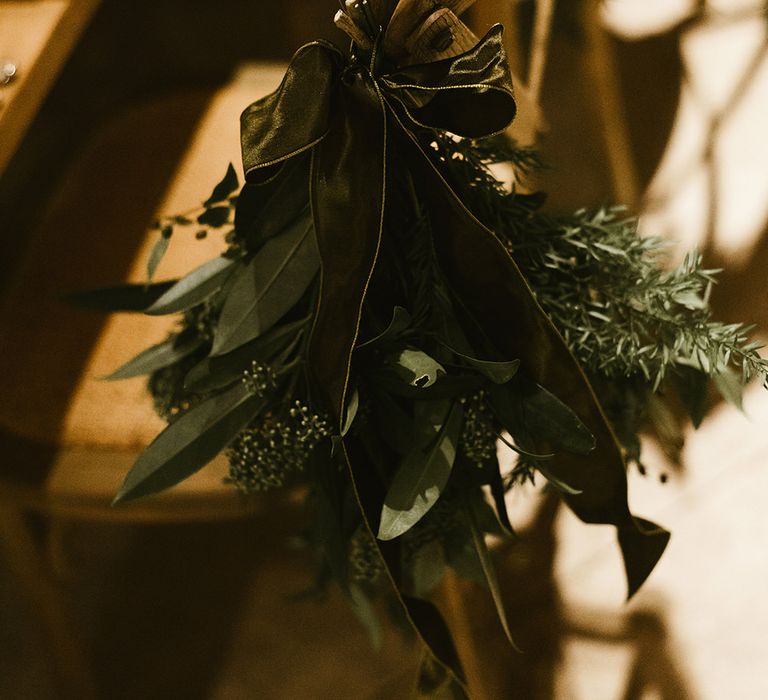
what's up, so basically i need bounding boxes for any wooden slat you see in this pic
[0,0,101,175]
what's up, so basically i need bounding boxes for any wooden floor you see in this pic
[2,388,768,699]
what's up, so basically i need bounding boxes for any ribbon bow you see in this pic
[239,21,668,684]
[241,25,515,414]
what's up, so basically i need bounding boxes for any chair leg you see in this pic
[0,506,97,699]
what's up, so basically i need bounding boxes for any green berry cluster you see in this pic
[227,400,331,492]
[459,391,497,468]
[348,527,384,584]
[241,360,277,396]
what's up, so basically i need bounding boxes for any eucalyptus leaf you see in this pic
[357,306,412,349]
[113,381,265,504]
[535,464,583,495]
[442,343,520,384]
[146,256,237,315]
[64,281,177,312]
[488,466,515,537]
[204,163,239,206]
[673,365,708,428]
[197,206,230,228]
[713,367,744,410]
[497,432,554,461]
[442,529,484,584]
[465,499,519,651]
[468,489,506,537]
[373,390,416,456]
[236,156,310,245]
[521,381,595,455]
[213,212,319,355]
[185,317,309,393]
[147,229,171,281]
[391,349,446,388]
[182,359,235,396]
[490,379,595,456]
[378,402,462,541]
[341,388,359,437]
[106,336,203,380]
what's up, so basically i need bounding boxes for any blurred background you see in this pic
[1,0,767,697]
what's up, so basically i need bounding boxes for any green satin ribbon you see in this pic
[239,25,668,684]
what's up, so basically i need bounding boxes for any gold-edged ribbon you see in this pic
[240,27,669,690]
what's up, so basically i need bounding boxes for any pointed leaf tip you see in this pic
[204,162,239,206]
[619,517,671,599]
[114,382,264,503]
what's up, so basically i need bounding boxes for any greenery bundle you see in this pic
[77,0,767,694]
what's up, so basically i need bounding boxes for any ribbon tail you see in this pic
[308,75,387,423]
[400,123,669,598]
[619,518,671,600]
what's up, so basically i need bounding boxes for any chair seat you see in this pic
[0,64,287,517]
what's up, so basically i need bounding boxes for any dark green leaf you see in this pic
[106,336,203,380]
[378,402,462,541]
[488,465,515,537]
[442,529,484,584]
[197,206,230,228]
[468,489,506,537]
[147,230,171,281]
[146,256,236,315]
[491,379,595,456]
[204,163,239,206]
[373,390,416,456]
[391,349,446,388]
[113,382,264,504]
[184,317,309,393]
[673,366,708,428]
[713,367,744,410]
[308,451,350,593]
[213,212,319,355]
[341,388,359,437]
[64,282,176,312]
[442,343,520,384]
[521,381,594,455]
[465,498,519,651]
[357,306,412,349]
[237,160,310,246]
[497,433,554,461]
[535,464,582,495]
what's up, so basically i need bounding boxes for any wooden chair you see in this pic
[0,63,290,698]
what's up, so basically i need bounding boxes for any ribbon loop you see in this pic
[381,25,516,137]
[240,42,343,183]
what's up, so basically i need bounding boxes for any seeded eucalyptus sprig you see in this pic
[145,163,240,280]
